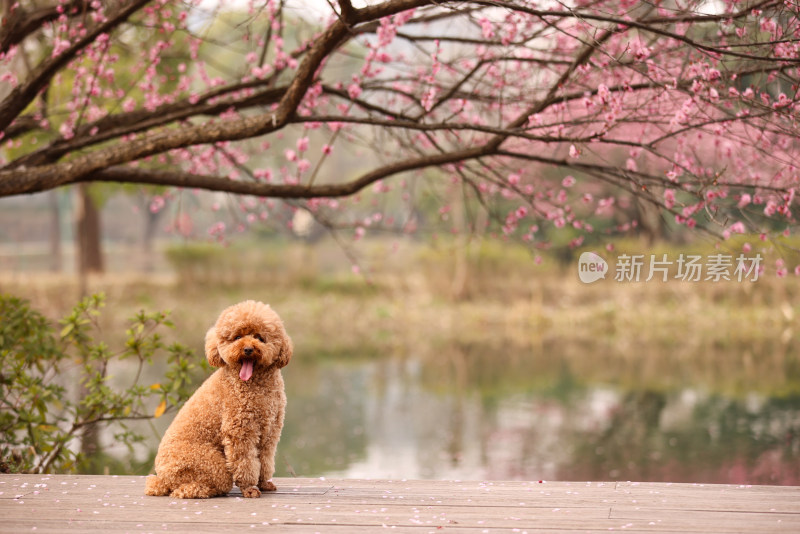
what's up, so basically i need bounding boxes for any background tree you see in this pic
[1,0,799,260]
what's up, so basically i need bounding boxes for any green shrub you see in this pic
[164,242,227,286]
[416,238,552,299]
[0,293,198,474]
[164,240,323,288]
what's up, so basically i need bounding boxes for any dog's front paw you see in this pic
[259,480,277,492]
[242,486,262,498]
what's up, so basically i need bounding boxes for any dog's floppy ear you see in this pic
[205,326,224,367]
[276,328,293,369]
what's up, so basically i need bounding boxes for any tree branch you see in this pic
[0,0,434,195]
[7,85,289,169]
[482,0,796,63]
[338,0,358,24]
[0,0,152,132]
[1,0,92,53]
[81,144,490,199]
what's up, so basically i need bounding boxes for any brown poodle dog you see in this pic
[144,300,292,499]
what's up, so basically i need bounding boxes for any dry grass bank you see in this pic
[1,237,798,395]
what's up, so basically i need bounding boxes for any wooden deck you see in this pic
[1,475,798,533]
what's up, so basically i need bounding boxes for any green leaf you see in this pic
[60,324,74,338]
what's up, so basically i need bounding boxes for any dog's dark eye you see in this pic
[234,335,242,341]
[254,334,264,342]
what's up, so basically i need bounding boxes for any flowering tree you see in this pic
[1,0,799,251]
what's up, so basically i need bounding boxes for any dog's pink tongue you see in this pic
[239,359,254,381]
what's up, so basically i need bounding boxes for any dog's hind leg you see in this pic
[170,481,220,499]
[154,444,233,499]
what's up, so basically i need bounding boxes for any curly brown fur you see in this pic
[144,300,292,499]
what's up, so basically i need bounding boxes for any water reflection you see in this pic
[96,340,800,484]
[276,343,800,485]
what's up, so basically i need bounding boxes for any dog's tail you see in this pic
[144,475,171,496]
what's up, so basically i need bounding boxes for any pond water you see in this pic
[99,339,800,485]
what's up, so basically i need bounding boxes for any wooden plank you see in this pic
[0,475,330,500]
[0,475,797,534]
[608,495,800,513]
[610,507,800,533]
[0,520,687,534]
[0,521,455,534]
[616,481,800,496]
[613,481,800,513]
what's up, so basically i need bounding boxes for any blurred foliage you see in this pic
[165,241,291,287]
[416,238,555,299]
[0,293,198,474]
[165,240,375,295]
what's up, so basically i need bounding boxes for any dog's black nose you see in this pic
[243,347,253,356]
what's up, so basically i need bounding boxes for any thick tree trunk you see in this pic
[76,183,104,277]
[141,207,164,272]
[48,190,62,272]
[74,184,105,465]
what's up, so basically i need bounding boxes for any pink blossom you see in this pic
[742,243,752,253]
[629,37,651,60]
[296,137,309,152]
[322,144,333,155]
[568,145,580,158]
[664,189,676,209]
[737,194,752,208]
[562,176,576,188]
[284,149,297,162]
[508,173,521,185]
[728,221,746,235]
[597,84,610,104]
[421,87,438,111]
[149,196,165,213]
[59,122,74,140]
[347,83,362,99]
[479,18,494,39]
[254,169,273,181]
[0,72,17,86]
[208,221,226,236]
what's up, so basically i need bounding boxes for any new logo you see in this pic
[578,252,608,283]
